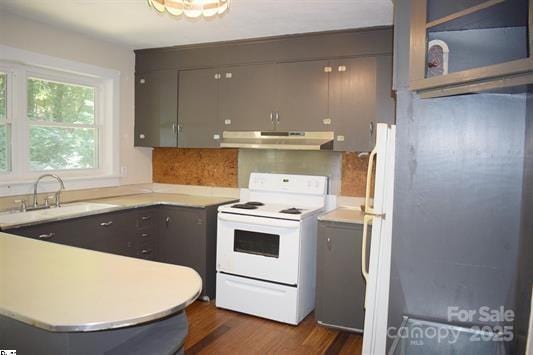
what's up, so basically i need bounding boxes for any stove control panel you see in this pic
[249,173,327,195]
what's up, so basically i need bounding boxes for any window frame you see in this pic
[0,51,120,195]
[24,69,103,174]
[0,66,13,173]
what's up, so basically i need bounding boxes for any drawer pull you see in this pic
[100,221,113,227]
[38,232,55,240]
[141,216,151,221]
[141,249,152,255]
[141,233,150,238]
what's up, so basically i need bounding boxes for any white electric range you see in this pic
[216,172,328,325]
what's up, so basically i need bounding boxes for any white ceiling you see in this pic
[1,0,393,50]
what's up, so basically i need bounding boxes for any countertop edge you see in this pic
[0,287,201,332]
[0,198,238,230]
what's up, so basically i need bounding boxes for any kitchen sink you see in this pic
[0,203,119,227]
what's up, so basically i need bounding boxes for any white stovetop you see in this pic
[218,201,323,221]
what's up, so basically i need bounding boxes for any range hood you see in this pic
[220,131,334,150]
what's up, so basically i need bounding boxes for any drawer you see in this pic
[137,244,156,260]
[137,237,156,260]
[137,210,156,229]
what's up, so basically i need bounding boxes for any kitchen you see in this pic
[0,1,531,354]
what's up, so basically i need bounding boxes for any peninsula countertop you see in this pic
[0,233,202,332]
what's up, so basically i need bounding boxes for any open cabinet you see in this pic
[409,0,533,98]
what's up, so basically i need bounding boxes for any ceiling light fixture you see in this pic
[148,0,230,18]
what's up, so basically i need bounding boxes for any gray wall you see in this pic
[514,94,533,353]
[388,1,530,351]
[392,92,525,321]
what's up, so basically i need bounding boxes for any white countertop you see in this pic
[318,207,366,224]
[0,193,237,230]
[0,233,202,332]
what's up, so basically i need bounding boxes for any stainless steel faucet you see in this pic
[32,174,65,208]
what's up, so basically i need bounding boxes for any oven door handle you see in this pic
[218,213,301,228]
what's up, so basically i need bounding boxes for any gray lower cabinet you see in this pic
[316,220,369,332]
[329,57,377,152]
[219,63,277,131]
[5,204,224,300]
[177,68,221,148]
[134,70,178,148]
[158,205,218,300]
[276,60,330,132]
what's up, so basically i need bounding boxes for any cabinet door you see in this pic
[134,70,178,147]
[85,212,133,255]
[177,68,220,148]
[219,64,277,131]
[6,219,85,248]
[316,222,367,330]
[329,57,377,151]
[275,60,330,132]
[158,207,206,279]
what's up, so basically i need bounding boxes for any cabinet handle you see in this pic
[327,236,332,250]
[323,66,332,73]
[141,216,151,221]
[141,249,152,255]
[369,121,374,136]
[165,216,171,226]
[141,233,150,238]
[139,78,146,84]
[275,112,280,125]
[270,112,274,124]
[338,65,347,72]
[100,221,113,227]
[172,123,177,135]
[214,73,221,80]
[38,232,55,240]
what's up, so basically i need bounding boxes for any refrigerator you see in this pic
[361,123,397,355]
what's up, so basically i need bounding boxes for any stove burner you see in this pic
[279,208,302,215]
[232,203,258,210]
[245,201,264,206]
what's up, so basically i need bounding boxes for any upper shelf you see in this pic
[408,0,533,98]
[427,0,528,32]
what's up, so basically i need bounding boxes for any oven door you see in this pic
[217,212,300,285]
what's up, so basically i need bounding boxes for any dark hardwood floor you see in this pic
[183,301,363,354]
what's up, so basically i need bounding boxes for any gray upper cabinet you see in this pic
[177,68,220,148]
[329,57,377,152]
[219,64,277,131]
[275,60,330,132]
[134,70,178,147]
[134,29,396,150]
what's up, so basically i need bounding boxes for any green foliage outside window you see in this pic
[27,78,97,171]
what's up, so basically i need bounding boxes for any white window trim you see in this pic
[0,44,120,197]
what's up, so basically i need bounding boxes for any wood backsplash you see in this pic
[152,148,369,196]
[153,148,238,187]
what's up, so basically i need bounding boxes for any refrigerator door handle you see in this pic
[361,214,373,283]
[364,146,385,218]
[365,147,377,215]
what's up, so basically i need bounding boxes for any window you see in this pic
[27,77,98,171]
[0,72,10,173]
[0,52,119,194]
